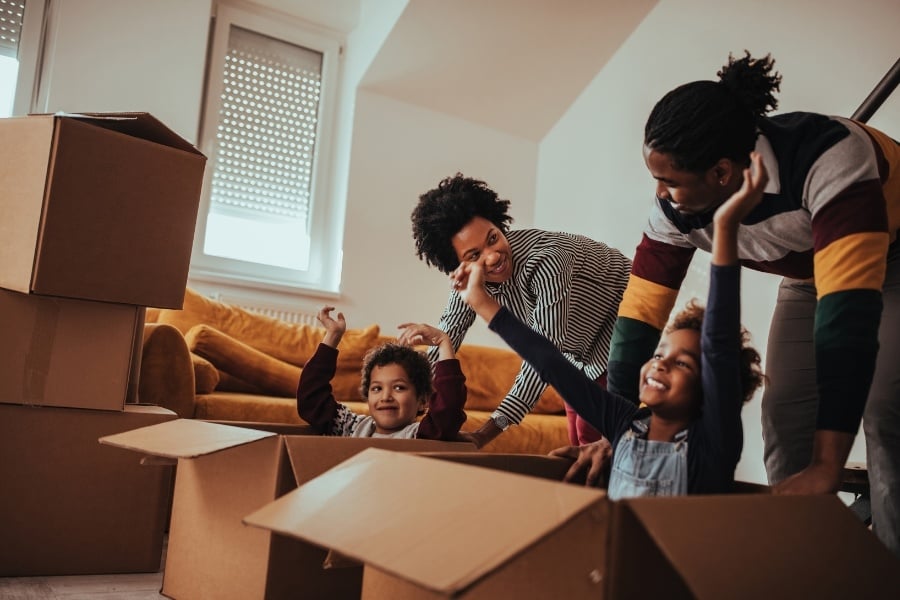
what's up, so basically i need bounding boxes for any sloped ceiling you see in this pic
[359,0,658,141]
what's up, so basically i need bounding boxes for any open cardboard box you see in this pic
[100,419,476,600]
[0,403,177,576]
[0,287,143,410]
[245,448,900,599]
[0,112,206,308]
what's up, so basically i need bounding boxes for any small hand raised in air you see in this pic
[316,305,346,348]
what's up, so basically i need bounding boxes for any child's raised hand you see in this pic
[451,262,501,323]
[714,151,768,230]
[317,305,346,348]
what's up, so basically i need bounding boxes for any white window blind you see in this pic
[0,0,25,59]
[209,25,323,224]
[192,2,343,294]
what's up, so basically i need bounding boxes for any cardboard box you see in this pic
[0,287,142,410]
[0,403,177,576]
[245,448,900,599]
[417,451,586,483]
[100,419,475,600]
[0,112,206,308]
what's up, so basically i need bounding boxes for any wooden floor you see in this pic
[0,572,166,599]
[0,538,167,599]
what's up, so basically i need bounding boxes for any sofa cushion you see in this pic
[156,288,381,367]
[455,344,566,415]
[186,324,302,398]
[186,324,366,402]
[191,352,220,394]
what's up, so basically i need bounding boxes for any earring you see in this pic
[719,179,726,186]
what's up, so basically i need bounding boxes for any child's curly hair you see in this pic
[666,299,765,404]
[359,343,433,410]
[411,173,514,274]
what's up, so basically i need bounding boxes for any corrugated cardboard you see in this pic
[245,449,900,599]
[100,419,476,600]
[607,494,900,599]
[0,112,206,308]
[0,403,176,576]
[244,448,609,599]
[417,451,587,483]
[0,287,141,410]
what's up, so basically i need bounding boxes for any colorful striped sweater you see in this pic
[609,113,899,433]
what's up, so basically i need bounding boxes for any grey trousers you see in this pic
[762,240,900,556]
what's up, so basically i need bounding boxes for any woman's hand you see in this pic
[317,305,346,348]
[397,322,456,361]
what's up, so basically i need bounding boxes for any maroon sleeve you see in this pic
[296,343,341,432]
[416,358,468,440]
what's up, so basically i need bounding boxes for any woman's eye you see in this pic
[488,233,498,244]
[468,252,479,262]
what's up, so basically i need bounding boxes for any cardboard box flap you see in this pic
[613,494,900,598]
[245,447,605,595]
[99,418,275,459]
[46,112,204,155]
[282,436,475,486]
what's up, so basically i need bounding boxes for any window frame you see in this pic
[191,0,344,296]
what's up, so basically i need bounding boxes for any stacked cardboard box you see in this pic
[0,112,206,576]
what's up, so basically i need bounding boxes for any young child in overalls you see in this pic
[452,153,768,497]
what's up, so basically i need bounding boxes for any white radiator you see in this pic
[208,292,320,326]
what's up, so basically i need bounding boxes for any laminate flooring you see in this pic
[0,538,167,599]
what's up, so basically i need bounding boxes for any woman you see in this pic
[407,173,632,454]
[605,51,899,554]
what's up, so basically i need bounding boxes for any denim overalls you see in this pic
[607,417,689,500]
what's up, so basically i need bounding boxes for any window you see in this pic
[192,2,344,294]
[0,0,25,116]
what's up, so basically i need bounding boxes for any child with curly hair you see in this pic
[453,153,768,497]
[297,306,467,440]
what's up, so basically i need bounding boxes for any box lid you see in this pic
[244,447,606,594]
[43,112,204,155]
[99,419,274,459]
[281,436,475,486]
[609,494,900,598]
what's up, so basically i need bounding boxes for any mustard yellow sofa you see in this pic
[139,289,570,454]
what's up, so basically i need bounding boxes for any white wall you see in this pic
[338,89,538,346]
[32,0,211,144]
[537,0,900,484]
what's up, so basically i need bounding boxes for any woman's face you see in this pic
[643,145,726,216]
[451,216,513,284]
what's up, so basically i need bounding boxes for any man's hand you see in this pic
[549,438,612,487]
[773,430,852,495]
[773,465,841,495]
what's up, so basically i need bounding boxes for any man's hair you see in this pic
[666,299,765,404]
[644,51,782,173]
[359,343,433,409]
[411,173,513,274]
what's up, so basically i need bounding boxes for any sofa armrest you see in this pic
[139,323,196,418]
